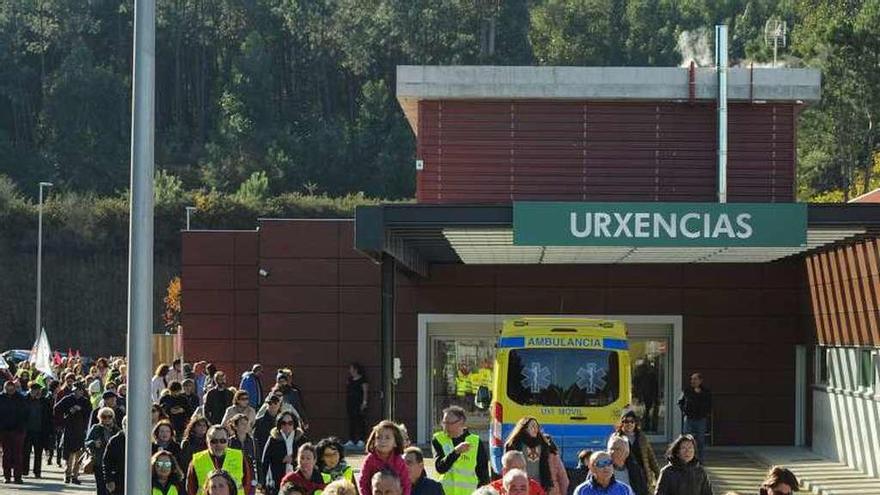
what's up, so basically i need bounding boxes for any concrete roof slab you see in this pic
[397,65,821,130]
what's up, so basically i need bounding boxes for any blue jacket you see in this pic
[573,476,634,495]
[239,371,263,409]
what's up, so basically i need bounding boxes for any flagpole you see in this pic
[36,181,53,342]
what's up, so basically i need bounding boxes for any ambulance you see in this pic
[478,317,631,471]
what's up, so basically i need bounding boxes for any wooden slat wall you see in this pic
[806,239,880,346]
[416,100,796,204]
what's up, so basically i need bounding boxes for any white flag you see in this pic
[29,328,56,379]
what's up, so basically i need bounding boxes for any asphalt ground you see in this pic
[0,446,789,494]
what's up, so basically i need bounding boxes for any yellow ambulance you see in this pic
[483,317,631,471]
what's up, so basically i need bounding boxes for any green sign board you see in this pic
[513,202,807,247]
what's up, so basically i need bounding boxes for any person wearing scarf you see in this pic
[504,417,553,492]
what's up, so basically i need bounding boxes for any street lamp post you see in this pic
[185,206,196,230]
[126,0,155,493]
[36,181,53,342]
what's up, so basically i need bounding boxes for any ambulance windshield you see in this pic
[506,348,620,407]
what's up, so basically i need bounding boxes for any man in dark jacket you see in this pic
[160,381,194,440]
[0,380,27,483]
[677,373,712,461]
[103,421,126,495]
[404,447,444,495]
[22,382,53,478]
[275,372,308,427]
[54,382,92,484]
[608,436,648,495]
[203,371,233,425]
[253,395,281,462]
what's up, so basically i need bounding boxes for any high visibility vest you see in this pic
[323,466,355,484]
[153,485,180,495]
[475,368,493,389]
[455,371,471,396]
[433,431,481,495]
[192,449,244,495]
[313,472,334,495]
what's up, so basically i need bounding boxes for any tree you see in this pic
[163,276,182,334]
[793,0,880,200]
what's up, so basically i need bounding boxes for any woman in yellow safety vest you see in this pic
[152,449,186,495]
[316,437,356,488]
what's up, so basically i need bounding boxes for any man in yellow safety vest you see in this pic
[185,425,253,495]
[431,406,489,495]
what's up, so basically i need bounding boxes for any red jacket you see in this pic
[280,468,326,495]
[358,452,411,495]
[490,477,547,495]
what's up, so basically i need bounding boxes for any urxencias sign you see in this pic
[513,202,807,247]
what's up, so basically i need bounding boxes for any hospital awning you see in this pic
[354,203,880,277]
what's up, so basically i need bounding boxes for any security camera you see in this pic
[258,268,269,277]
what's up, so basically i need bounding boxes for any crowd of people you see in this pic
[0,356,801,495]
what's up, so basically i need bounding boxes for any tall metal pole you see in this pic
[380,254,396,420]
[125,0,155,493]
[36,181,53,342]
[715,25,728,204]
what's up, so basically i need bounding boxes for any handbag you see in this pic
[82,452,95,474]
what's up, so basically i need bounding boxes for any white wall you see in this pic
[812,347,880,477]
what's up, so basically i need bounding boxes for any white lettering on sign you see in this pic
[570,211,753,241]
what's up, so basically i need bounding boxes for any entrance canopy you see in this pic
[355,203,880,277]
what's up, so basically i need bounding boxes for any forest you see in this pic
[2,0,880,206]
[2,0,880,352]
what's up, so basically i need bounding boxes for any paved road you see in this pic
[0,458,94,494]
[0,447,780,494]
[702,449,769,493]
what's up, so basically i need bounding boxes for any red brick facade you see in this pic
[182,220,809,445]
[416,101,797,204]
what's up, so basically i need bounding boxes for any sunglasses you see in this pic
[594,458,613,469]
[156,460,173,469]
[209,438,228,445]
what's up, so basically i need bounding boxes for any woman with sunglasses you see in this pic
[152,419,184,468]
[152,449,186,495]
[261,412,305,495]
[654,434,713,495]
[222,390,257,428]
[85,407,120,494]
[611,411,660,492]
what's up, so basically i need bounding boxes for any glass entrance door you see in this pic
[430,335,496,437]
[627,336,671,441]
